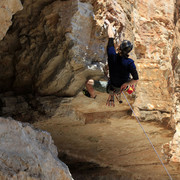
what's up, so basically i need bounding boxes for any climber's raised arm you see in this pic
[105,20,116,57]
[106,20,114,38]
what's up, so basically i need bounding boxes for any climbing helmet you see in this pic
[120,40,133,54]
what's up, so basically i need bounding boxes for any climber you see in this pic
[105,20,139,106]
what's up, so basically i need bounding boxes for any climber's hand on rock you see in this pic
[106,12,117,24]
[104,19,110,25]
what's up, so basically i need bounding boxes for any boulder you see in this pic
[0,117,73,180]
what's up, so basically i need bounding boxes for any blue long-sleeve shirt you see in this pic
[107,38,138,87]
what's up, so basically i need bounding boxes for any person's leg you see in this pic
[86,79,96,98]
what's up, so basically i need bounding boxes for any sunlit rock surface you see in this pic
[0,0,23,40]
[0,117,73,180]
[0,0,180,167]
[132,0,174,123]
[0,0,175,121]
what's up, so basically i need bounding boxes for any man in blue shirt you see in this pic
[106,20,139,106]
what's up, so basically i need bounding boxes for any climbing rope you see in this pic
[122,91,173,180]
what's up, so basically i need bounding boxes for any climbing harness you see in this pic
[106,83,123,106]
[106,92,123,106]
[106,84,134,106]
[122,91,173,180]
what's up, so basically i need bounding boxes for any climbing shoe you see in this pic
[83,89,91,97]
[82,89,97,99]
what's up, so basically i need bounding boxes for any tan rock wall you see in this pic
[0,0,108,96]
[0,0,23,91]
[0,0,135,96]
[0,0,180,163]
[0,0,23,40]
[132,0,174,123]
[167,0,180,163]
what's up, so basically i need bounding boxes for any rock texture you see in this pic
[0,0,180,165]
[0,0,175,121]
[0,117,73,180]
[132,0,174,124]
[0,0,108,96]
[33,92,179,180]
[0,91,76,124]
[0,0,23,40]
[167,0,180,163]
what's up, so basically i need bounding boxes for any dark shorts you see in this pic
[106,81,122,94]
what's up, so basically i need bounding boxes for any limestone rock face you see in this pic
[0,0,109,96]
[0,0,174,121]
[167,0,180,163]
[0,0,180,164]
[0,117,73,180]
[0,0,136,97]
[132,0,174,123]
[0,0,23,40]
[168,123,180,162]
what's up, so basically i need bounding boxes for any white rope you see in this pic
[122,92,173,180]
